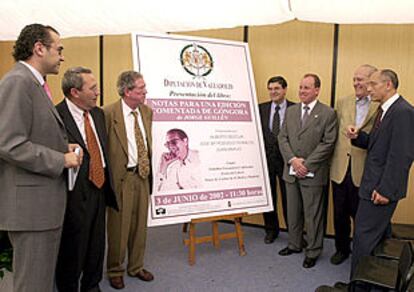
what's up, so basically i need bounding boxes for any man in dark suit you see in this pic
[259,76,294,244]
[0,24,81,292]
[329,64,378,265]
[346,69,414,279]
[278,73,338,268]
[55,67,118,292]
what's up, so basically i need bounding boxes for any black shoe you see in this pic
[303,256,317,268]
[330,251,349,265]
[264,232,278,244]
[278,246,302,256]
[334,282,349,290]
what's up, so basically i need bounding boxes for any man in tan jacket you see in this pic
[104,71,154,289]
[329,64,378,265]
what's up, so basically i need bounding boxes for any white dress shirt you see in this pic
[66,98,106,167]
[121,99,148,168]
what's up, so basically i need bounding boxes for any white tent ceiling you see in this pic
[0,0,413,41]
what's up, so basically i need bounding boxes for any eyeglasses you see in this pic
[164,138,182,147]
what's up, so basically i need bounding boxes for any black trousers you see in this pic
[56,185,106,292]
[331,168,360,254]
[263,171,288,234]
[351,198,397,278]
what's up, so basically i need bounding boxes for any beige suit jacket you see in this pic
[330,95,378,186]
[104,99,153,209]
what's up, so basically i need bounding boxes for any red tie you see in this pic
[84,111,105,188]
[43,82,53,100]
[373,107,384,130]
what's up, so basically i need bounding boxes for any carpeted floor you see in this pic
[0,223,350,292]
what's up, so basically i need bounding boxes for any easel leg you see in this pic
[235,217,246,256]
[212,221,220,249]
[189,223,196,265]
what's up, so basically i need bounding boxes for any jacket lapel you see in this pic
[368,96,400,149]
[58,100,86,149]
[359,99,378,129]
[138,104,152,157]
[298,101,321,135]
[113,100,129,157]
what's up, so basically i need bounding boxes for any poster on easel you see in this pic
[132,33,272,226]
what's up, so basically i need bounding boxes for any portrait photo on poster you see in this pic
[155,128,202,192]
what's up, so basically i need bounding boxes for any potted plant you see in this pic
[0,231,12,280]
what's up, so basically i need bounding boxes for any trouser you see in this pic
[351,198,397,278]
[107,172,149,277]
[56,186,106,292]
[9,227,62,292]
[263,172,288,234]
[286,182,325,258]
[332,168,359,255]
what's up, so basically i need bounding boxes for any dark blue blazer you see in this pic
[259,100,294,175]
[352,96,414,201]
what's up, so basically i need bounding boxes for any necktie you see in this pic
[301,105,310,128]
[43,82,53,100]
[131,111,150,178]
[373,107,384,130]
[84,111,105,188]
[272,105,280,137]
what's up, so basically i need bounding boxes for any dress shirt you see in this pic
[19,61,45,86]
[380,93,400,120]
[301,99,318,119]
[355,96,371,128]
[121,99,148,168]
[66,98,105,167]
[268,99,287,131]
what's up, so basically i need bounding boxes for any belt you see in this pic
[126,166,138,173]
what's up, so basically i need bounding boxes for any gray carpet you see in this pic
[0,223,350,292]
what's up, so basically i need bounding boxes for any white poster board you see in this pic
[132,33,272,226]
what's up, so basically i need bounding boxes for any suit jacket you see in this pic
[352,96,414,202]
[0,63,68,231]
[104,99,153,208]
[278,100,338,186]
[56,100,118,210]
[330,95,378,186]
[259,100,295,175]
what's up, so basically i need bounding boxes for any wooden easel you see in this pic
[183,212,247,265]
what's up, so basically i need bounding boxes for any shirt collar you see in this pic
[65,97,85,117]
[121,98,138,118]
[302,99,317,111]
[19,61,44,86]
[272,99,287,110]
[381,93,400,113]
[356,95,371,103]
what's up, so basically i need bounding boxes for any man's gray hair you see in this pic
[62,66,92,98]
[117,71,143,97]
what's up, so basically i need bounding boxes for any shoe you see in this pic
[264,232,278,244]
[109,276,125,289]
[303,256,317,268]
[330,251,349,265]
[315,285,340,292]
[334,281,349,290]
[278,246,302,256]
[132,269,154,282]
